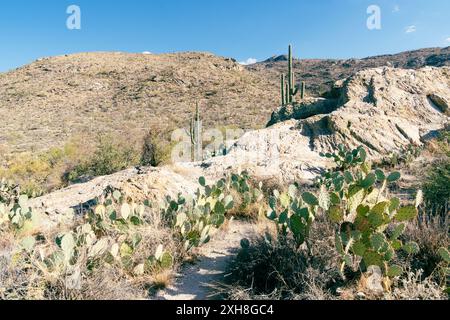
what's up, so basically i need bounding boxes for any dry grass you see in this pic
[220,214,342,300]
[0,130,174,196]
[219,210,448,300]
[0,206,185,300]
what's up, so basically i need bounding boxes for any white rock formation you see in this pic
[30,66,449,225]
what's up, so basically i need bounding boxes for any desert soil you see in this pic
[155,220,257,300]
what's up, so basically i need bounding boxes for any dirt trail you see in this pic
[155,220,257,300]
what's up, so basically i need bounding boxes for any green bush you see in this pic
[422,159,450,215]
[141,129,173,167]
[65,135,141,183]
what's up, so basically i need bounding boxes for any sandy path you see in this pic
[155,220,257,300]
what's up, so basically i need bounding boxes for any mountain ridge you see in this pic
[248,46,450,96]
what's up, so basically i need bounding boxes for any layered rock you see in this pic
[30,66,449,223]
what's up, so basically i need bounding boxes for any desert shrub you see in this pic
[65,135,141,183]
[223,214,341,300]
[380,144,423,168]
[0,178,20,204]
[0,150,63,197]
[421,159,450,216]
[141,129,173,167]
[266,145,421,280]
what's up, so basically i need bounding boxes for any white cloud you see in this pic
[393,5,400,13]
[446,37,450,43]
[405,25,416,33]
[142,51,152,55]
[239,58,257,65]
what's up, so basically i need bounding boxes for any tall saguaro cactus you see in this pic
[280,74,286,106]
[190,103,203,162]
[280,45,305,106]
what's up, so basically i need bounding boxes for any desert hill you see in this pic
[0,52,278,154]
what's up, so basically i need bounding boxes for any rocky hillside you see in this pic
[30,66,449,221]
[0,52,278,154]
[1,47,449,156]
[247,46,450,96]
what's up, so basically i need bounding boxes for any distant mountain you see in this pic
[247,47,450,96]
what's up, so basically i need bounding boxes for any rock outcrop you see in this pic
[268,66,449,151]
[30,66,449,225]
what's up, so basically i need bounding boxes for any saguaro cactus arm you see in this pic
[280,44,300,106]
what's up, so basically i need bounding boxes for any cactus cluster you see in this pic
[147,244,174,271]
[318,145,421,279]
[230,172,264,209]
[164,172,263,251]
[265,144,425,289]
[266,184,317,248]
[0,185,37,232]
[280,45,306,106]
[164,176,235,251]
[9,189,175,291]
[383,144,423,168]
[189,103,203,162]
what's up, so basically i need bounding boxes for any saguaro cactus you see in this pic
[301,81,306,100]
[280,45,300,106]
[280,74,286,106]
[190,103,203,162]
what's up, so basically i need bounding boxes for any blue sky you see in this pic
[0,0,449,72]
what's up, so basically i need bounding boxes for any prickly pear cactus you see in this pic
[319,145,420,278]
[165,172,261,251]
[165,176,235,251]
[266,184,318,247]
